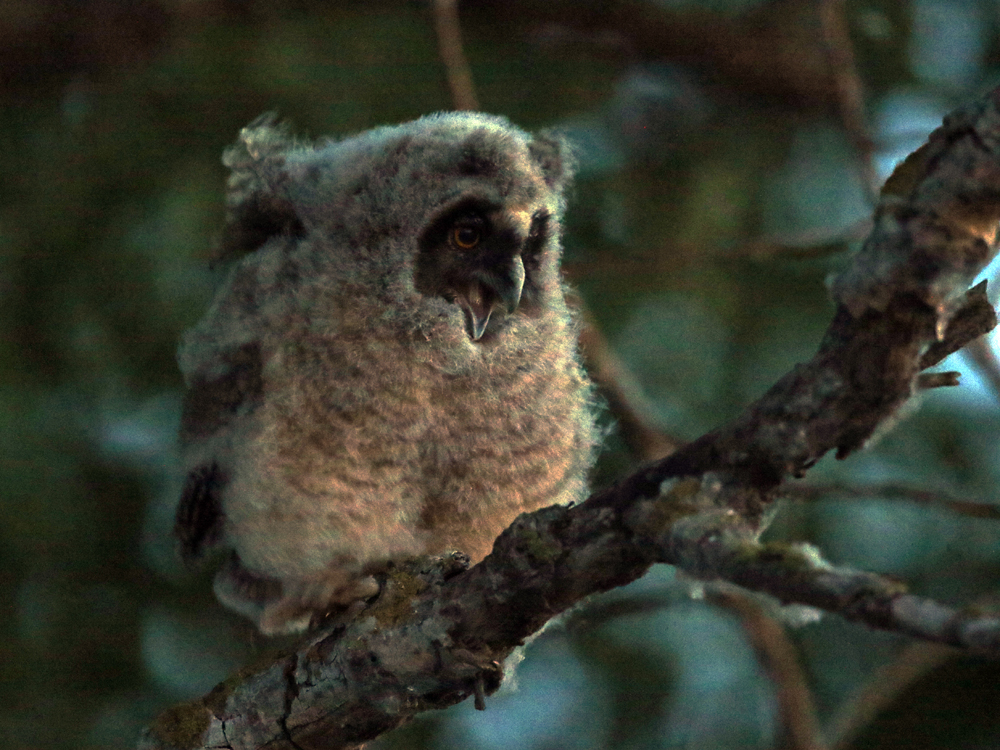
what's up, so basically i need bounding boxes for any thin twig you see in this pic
[787,482,1000,522]
[817,0,877,197]
[578,315,682,461]
[562,218,872,273]
[708,585,825,750]
[827,642,956,750]
[433,0,479,111]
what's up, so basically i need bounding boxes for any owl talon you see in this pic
[259,606,313,636]
[256,573,382,635]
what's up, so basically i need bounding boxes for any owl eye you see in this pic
[451,224,481,249]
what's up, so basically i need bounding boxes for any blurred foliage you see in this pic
[3,0,1000,748]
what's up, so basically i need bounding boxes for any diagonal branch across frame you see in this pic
[139,86,1000,750]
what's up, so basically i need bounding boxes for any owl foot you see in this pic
[213,554,381,635]
[258,572,381,636]
[212,553,282,626]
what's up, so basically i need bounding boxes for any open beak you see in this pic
[456,255,525,341]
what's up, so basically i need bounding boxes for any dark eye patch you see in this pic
[415,201,496,299]
[450,214,487,249]
[418,198,497,255]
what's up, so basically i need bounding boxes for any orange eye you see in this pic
[452,225,481,249]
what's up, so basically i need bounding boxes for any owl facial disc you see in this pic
[457,255,525,341]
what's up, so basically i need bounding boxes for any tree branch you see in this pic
[707,586,825,750]
[433,0,479,111]
[787,481,1000,522]
[139,86,1000,750]
[578,313,682,461]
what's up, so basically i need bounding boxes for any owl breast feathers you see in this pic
[174,112,598,634]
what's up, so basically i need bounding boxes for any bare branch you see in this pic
[817,0,876,196]
[708,586,825,750]
[138,86,1000,750]
[787,482,1000,522]
[578,314,682,461]
[433,0,479,111]
[663,516,1000,650]
[827,642,956,750]
[138,480,1000,750]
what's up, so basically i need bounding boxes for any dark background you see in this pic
[3,1,1000,748]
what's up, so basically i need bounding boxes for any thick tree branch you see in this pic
[139,87,1000,750]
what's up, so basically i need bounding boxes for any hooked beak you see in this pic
[456,255,525,341]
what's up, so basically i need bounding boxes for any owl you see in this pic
[174,112,597,635]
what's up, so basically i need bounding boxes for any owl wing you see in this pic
[174,116,301,559]
[175,339,265,561]
[216,114,305,265]
[174,462,226,560]
[178,341,264,444]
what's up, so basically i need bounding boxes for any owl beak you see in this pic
[457,255,525,341]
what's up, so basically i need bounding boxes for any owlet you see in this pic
[174,112,597,635]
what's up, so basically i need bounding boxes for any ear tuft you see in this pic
[528,132,573,192]
[216,114,305,264]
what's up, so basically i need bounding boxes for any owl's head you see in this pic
[220,112,573,341]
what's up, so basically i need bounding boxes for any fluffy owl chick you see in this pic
[174,112,597,635]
